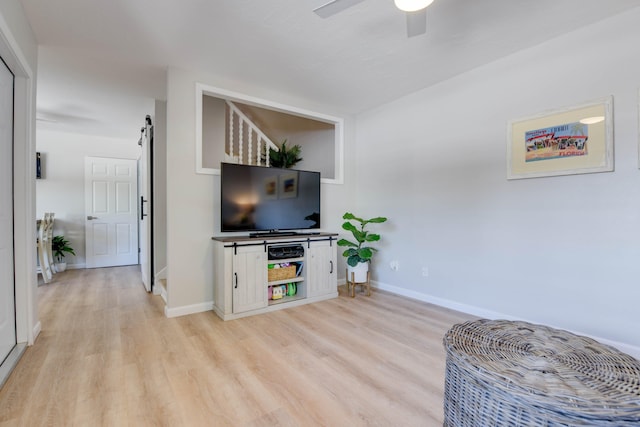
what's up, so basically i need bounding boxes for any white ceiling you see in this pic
[20,0,640,139]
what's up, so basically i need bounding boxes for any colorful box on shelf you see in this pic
[269,283,297,300]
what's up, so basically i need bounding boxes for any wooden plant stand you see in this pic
[346,269,371,297]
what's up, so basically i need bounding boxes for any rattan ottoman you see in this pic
[443,319,640,426]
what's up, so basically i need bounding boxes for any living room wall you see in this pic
[164,67,355,316]
[355,9,640,356]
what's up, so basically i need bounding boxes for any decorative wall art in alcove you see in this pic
[195,83,344,184]
[507,96,613,180]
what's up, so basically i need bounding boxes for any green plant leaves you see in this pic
[342,212,387,226]
[367,216,388,224]
[52,235,75,262]
[347,255,361,267]
[338,212,387,265]
[358,247,374,259]
[341,221,357,232]
[342,212,360,221]
[337,238,357,248]
[365,233,381,242]
[268,140,303,168]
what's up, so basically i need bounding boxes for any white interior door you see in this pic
[0,57,16,365]
[85,157,139,268]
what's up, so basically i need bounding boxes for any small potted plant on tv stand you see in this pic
[337,212,387,283]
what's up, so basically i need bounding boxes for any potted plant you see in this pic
[52,235,75,272]
[337,212,387,283]
[266,139,303,168]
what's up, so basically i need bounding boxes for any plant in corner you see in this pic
[267,139,303,168]
[337,212,387,283]
[52,235,75,272]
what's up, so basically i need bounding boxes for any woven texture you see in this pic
[267,266,296,282]
[443,319,640,426]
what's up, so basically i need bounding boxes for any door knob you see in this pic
[87,215,98,220]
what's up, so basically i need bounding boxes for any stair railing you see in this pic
[226,100,279,166]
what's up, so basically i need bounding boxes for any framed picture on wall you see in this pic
[507,96,613,180]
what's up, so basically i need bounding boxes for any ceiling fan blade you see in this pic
[406,9,427,37]
[313,0,366,18]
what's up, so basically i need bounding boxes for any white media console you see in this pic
[211,233,338,320]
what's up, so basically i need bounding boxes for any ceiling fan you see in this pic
[313,0,434,38]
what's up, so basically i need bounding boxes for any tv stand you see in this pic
[249,231,299,238]
[211,233,338,320]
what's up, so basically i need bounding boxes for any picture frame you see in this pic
[279,172,298,199]
[263,175,277,200]
[507,96,613,180]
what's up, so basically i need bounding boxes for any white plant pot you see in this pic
[56,262,67,272]
[347,262,369,283]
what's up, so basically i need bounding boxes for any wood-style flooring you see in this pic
[0,266,475,426]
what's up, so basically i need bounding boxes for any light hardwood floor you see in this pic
[0,266,475,426]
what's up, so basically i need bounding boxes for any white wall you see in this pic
[36,129,141,268]
[355,9,640,355]
[165,67,355,316]
[202,95,226,169]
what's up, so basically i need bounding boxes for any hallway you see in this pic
[1,266,168,425]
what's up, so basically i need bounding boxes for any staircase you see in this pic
[226,101,279,166]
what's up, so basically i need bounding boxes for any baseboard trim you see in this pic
[65,263,85,270]
[164,301,214,318]
[156,281,167,302]
[0,343,27,389]
[31,320,41,345]
[155,266,167,281]
[212,292,338,321]
[370,280,640,360]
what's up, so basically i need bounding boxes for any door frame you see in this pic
[0,9,38,386]
[0,51,17,384]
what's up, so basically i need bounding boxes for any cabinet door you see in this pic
[233,246,268,313]
[307,241,337,298]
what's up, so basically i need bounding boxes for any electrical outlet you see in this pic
[422,267,429,277]
[390,260,399,271]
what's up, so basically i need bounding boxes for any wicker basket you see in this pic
[268,265,296,282]
[443,319,640,426]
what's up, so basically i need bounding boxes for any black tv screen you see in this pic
[220,163,321,233]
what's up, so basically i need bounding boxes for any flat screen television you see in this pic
[220,163,321,235]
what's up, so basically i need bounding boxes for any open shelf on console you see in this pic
[268,276,304,286]
[268,294,305,306]
[268,281,306,304]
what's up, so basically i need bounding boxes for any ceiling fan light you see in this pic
[394,0,434,12]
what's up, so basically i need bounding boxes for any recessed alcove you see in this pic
[195,83,344,184]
